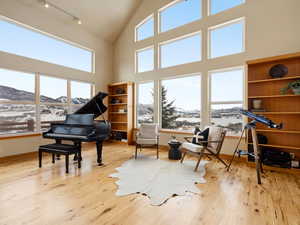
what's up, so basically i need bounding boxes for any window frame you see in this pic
[135,14,154,42]
[159,73,202,132]
[0,15,95,73]
[158,31,202,69]
[208,17,245,59]
[208,0,245,16]
[135,45,155,73]
[0,67,94,138]
[158,0,202,34]
[208,66,245,133]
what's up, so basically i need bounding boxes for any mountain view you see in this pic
[137,103,243,135]
[0,85,89,104]
[0,85,90,135]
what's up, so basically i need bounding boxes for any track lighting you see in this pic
[74,17,82,25]
[39,0,82,25]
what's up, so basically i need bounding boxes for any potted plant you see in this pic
[280,80,300,95]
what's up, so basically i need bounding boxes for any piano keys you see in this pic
[42,92,111,165]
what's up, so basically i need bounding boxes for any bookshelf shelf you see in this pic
[256,129,300,134]
[248,143,300,151]
[248,94,299,99]
[109,94,128,97]
[254,112,300,115]
[248,75,300,84]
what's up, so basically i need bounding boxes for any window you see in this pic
[0,66,94,136]
[40,76,68,129]
[209,18,244,58]
[0,18,93,72]
[0,68,36,135]
[136,47,154,73]
[137,82,154,125]
[209,67,244,136]
[40,76,67,103]
[71,81,93,112]
[135,15,154,41]
[161,75,201,131]
[160,33,201,68]
[159,0,201,33]
[209,0,245,15]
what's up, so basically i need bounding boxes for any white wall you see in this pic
[0,0,113,157]
[113,0,300,155]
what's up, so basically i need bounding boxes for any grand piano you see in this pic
[42,92,111,165]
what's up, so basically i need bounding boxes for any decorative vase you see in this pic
[252,99,262,109]
[269,64,288,78]
[292,87,300,95]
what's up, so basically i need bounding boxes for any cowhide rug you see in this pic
[109,155,208,206]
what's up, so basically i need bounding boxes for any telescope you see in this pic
[239,109,283,129]
[228,109,283,184]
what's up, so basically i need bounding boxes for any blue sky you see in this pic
[0,20,92,72]
[0,68,90,100]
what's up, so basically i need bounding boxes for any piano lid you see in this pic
[74,92,108,118]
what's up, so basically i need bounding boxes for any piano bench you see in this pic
[38,144,81,173]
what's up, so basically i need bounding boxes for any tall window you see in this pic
[0,68,36,135]
[160,33,201,68]
[135,15,154,41]
[209,18,245,58]
[0,18,93,72]
[209,67,244,136]
[137,82,154,125]
[161,75,201,132]
[159,0,201,33]
[209,0,245,15]
[40,76,68,129]
[136,47,154,73]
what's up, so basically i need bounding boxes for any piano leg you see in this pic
[73,142,82,161]
[55,139,61,160]
[96,141,103,166]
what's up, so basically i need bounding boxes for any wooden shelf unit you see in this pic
[108,82,134,144]
[247,52,300,172]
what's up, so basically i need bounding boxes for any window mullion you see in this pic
[67,80,71,113]
[35,73,41,132]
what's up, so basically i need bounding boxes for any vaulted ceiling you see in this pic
[15,0,142,42]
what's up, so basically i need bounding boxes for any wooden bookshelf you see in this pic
[108,82,134,144]
[247,52,300,172]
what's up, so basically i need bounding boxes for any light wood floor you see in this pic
[0,143,299,225]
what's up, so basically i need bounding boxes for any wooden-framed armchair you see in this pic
[135,123,159,159]
[180,126,228,171]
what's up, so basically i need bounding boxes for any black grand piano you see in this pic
[42,92,111,165]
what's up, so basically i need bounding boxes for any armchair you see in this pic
[180,126,228,171]
[135,123,159,159]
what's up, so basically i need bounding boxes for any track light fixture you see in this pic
[39,0,82,25]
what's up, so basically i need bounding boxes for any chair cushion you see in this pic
[182,142,203,153]
[207,126,223,149]
[192,127,209,145]
[139,123,158,139]
[136,138,158,145]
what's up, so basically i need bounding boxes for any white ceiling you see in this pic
[16,0,142,42]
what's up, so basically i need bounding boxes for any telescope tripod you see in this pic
[227,121,263,184]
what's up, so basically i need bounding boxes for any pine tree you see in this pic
[161,85,180,129]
